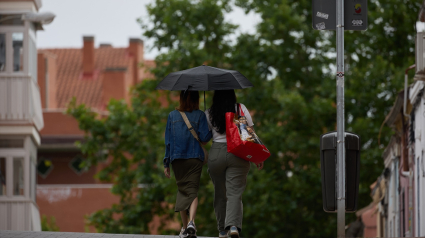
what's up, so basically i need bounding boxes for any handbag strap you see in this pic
[178,110,208,156]
[179,111,201,142]
[236,103,245,117]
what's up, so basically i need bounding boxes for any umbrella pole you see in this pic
[204,91,206,111]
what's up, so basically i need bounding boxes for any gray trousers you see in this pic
[208,142,250,232]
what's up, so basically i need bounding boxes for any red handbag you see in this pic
[226,104,270,164]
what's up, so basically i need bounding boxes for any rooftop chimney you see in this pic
[128,38,144,84]
[83,36,95,75]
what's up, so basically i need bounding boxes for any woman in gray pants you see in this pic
[205,90,264,238]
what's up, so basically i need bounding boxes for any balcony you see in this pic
[0,75,44,131]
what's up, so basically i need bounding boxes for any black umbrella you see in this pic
[156,65,253,91]
[156,65,253,110]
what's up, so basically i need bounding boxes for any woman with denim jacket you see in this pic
[163,90,212,238]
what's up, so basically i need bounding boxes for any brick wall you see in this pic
[40,112,83,136]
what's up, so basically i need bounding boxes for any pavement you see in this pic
[0,230,218,238]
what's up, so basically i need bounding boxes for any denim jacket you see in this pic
[163,109,212,168]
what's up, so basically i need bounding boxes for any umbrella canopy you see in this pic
[155,65,253,91]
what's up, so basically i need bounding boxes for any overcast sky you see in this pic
[37,0,261,60]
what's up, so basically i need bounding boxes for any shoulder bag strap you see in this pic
[178,111,209,165]
[238,103,245,116]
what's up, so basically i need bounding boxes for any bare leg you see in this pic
[180,210,189,229]
[189,197,199,222]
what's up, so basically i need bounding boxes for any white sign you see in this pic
[352,20,363,26]
[316,22,326,30]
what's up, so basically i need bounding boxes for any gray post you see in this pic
[336,0,345,236]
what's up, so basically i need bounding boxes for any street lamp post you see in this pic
[336,0,345,236]
[313,0,367,236]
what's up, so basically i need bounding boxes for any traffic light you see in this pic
[320,131,360,212]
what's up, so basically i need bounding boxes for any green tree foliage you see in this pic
[67,85,178,234]
[68,0,422,237]
[139,0,237,77]
[229,0,420,236]
[41,215,60,231]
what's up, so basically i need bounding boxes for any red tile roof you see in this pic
[39,47,155,109]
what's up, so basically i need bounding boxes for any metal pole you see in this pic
[336,0,345,236]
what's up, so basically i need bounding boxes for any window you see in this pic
[0,31,24,73]
[409,111,415,144]
[0,157,6,196]
[30,156,36,201]
[69,155,85,175]
[0,139,24,148]
[13,158,24,196]
[0,14,24,26]
[0,33,5,72]
[37,158,53,179]
[12,33,23,72]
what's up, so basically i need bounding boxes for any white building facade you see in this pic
[382,136,401,238]
[0,0,53,231]
[409,79,425,237]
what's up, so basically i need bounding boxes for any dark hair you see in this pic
[208,90,237,134]
[178,90,199,112]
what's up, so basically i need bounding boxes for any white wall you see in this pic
[411,82,425,237]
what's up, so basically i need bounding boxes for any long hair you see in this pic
[208,90,237,134]
[178,90,199,112]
